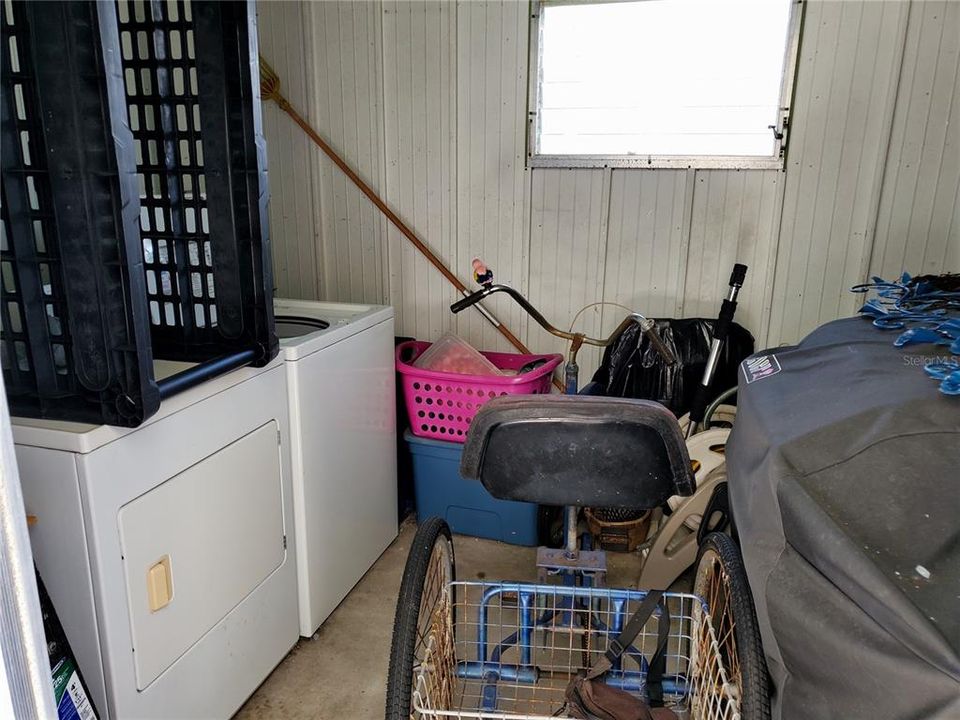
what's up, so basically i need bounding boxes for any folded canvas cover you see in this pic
[727,318,960,720]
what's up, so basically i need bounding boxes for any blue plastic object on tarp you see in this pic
[853,272,960,394]
[405,431,539,546]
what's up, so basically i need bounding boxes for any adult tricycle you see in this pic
[385,394,768,719]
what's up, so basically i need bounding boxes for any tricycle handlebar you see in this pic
[451,284,675,365]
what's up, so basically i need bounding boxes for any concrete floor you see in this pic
[235,518,683,720]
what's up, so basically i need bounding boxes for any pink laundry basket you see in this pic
[396,340,562,442]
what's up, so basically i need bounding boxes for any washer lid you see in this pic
[273,299,394,360]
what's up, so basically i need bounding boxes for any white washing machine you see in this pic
[274,298,398,637]
[12,358,299,720]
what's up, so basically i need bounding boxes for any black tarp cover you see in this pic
[727,318,960,720]
[590,319,754,415]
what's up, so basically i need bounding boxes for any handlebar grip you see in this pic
[730,263,748,287]
[688,382,712,426]
[642,323,676,366]
[451,290,486,314]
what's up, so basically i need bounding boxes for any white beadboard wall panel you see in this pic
[305,0,387,305]
[382,1,458,339]
[257,1,320,300]
[769,0,910,346]
[454,0,531,353]
[260,0,959,358]
[871,0,960,280]
[684,170,784,343]
[602,170,690,321]
[527,168,608,379]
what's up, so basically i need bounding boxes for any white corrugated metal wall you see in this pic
[258,0,959,378]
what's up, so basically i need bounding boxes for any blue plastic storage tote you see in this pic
[405,431,538,546]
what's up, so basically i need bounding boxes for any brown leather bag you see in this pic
[562,590,678,720]
[564,678,679,720]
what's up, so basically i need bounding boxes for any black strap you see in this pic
[584,590,671,706]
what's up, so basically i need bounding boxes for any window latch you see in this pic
[771,115,790,157]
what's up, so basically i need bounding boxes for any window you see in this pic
[529,0,801,168]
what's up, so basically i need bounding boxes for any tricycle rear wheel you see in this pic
[385,518,456,720]
[694,531,770,720]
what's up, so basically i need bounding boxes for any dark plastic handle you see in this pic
[451,289,487,314]
[730,263,748,287]
[696,482,731,545]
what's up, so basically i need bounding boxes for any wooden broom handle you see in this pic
[262,64,563,389]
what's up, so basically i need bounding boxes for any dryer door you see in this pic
[118,421,285,689]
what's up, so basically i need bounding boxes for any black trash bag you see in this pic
[590,319,754,416]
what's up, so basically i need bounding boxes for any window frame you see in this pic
[526,0,806,170]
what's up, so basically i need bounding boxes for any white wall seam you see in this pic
[811,1,863,324]
[794,1,843,336]
[904,5,948,273]
[874,1,923,277]
[675,168,697,320]
[937,29,960,271]
[890,2,938,275]
[905,2,957,273]
[375,0,390,307]
[759,173,787,347]
[594,166,614,343]
[918,15,958,269]
[303,1,325,301]
[859,0,912,292]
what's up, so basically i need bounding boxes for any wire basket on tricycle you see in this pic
[387,518,760,720]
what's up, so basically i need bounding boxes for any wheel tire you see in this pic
[694,532,770,720]
[385,518,456,720]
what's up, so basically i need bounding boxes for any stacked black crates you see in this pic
[1,0,276,427]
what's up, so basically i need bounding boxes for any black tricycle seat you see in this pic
[460,395,695,510]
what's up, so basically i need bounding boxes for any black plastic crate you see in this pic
[1,0,160,426]
[116,0,277,365]
[2,0,277,427]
